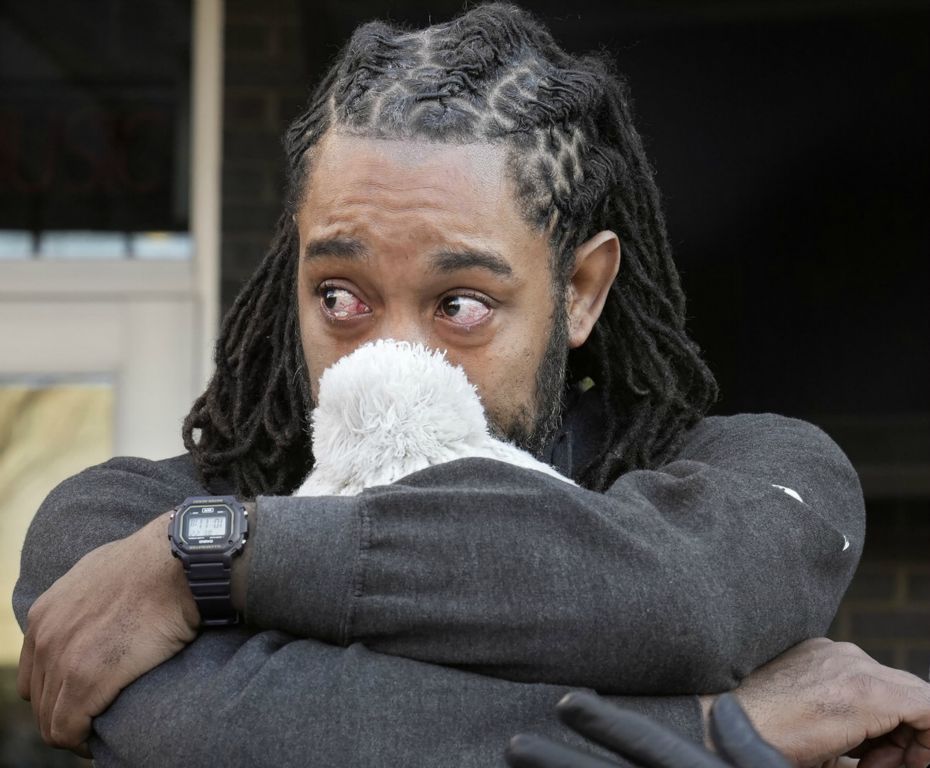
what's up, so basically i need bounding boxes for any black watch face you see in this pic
[179,501,233,550]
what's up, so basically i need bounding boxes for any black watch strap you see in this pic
[184,554,238,627]
[169,495,248,628]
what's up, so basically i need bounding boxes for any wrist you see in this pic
[230,501,255,614]
[140,511,201,632]
[698,695,716,749]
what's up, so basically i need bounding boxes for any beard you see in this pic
[487,303,570,458]
[295,304,571,462]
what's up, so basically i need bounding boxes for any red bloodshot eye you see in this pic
[439,295,491,327]
[320,287,369,319]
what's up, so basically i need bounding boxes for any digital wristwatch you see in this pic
[168,496,249,627]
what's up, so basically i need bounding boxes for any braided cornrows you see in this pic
[184,3,718,497]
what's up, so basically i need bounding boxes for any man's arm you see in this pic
[238,412,864,694]
[14,444,918,767]
[92,637,930,768]
[15,412,864,698]
[85,629,701,768]
[16,531,930,768]
[10,451,697,758]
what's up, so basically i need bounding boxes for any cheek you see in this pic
[448,339,542,429]
[297,287,332,403]
[493,303,561,421]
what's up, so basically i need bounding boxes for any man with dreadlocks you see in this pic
[14,4,930,767]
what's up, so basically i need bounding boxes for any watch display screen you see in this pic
[181,501,233,544]
[171,499,244,555]
[187,515,227,538]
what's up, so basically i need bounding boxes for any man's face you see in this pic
[294,132,568,454]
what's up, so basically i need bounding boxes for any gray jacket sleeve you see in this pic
[245,413,864,694]
[86,629,701,768]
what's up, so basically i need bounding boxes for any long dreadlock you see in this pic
[183,3,718,498]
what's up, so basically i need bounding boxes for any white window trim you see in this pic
[191,0,224,388]
[0,0,224,391]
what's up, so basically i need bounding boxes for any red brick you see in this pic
[850,610,930,640]
[905,648,930,681]
[226,22,273,56]
[843,567,897,602]
[907,573,930,602]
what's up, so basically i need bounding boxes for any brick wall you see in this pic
[830,499,930,679]
[221,0,306,315]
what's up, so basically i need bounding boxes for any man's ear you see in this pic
[566,230,621,348]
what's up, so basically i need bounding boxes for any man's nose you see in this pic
[376,314,430,347]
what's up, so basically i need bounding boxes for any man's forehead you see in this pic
[310,131,512,193]
[296,131,549,272]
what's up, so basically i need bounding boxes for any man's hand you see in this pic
[17,512,200,755]
[710,638,930,768]
[507,691,791,768]
[507,639,930,768]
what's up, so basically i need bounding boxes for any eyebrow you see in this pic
[430,249,514,278]
[303,237,368,261]
[303,237,514,279]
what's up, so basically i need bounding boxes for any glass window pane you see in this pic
[0,1,192,260]
[0,230,32,259]
[0,380,113,666]
[38,231,128,260]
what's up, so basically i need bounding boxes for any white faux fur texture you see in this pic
[293,339,574,496]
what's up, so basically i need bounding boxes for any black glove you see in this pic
[505,692,791,768]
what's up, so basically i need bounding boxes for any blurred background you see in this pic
[0,0,927,763]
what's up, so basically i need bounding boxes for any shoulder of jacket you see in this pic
[678,412,848,464]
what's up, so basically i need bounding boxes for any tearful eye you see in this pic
[437,295,491,327]
[319,286,370,319]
